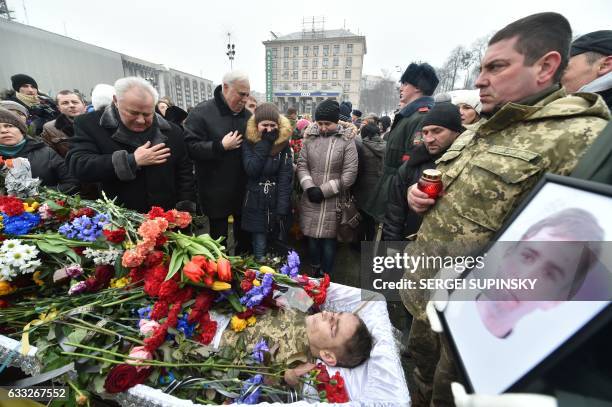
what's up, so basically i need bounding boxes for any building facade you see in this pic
[1,18,213,110]
[263,28,366,115]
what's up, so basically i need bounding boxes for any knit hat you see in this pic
[451,89,482,114]
[352,109,362,118]
[361,122,380,139]
[11,74,38,92]
[0,108,27,135]
[0,100,28,117]
[254,102,280,124]
[339,101,352,122]
[400,63,439,96]
[380,115,391,131]
[421,102,463,133]
[315,99,340,123]
[570,30,612,57]
[296,118,311,132]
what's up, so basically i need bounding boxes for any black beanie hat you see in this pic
[421,102,463,133]
[361,122,380,139]
[11,74,38,92]
[254,102,280,124]
[352,109,362,117]
[339,101,352,121]
[315,99,340,123]
[400,63,439,96]
[570,30,612,57]
[0,107,27,136]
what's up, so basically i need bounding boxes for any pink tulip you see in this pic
[126,346,153,371]
[139,319,160,336]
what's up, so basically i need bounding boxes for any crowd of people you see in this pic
[1,10,612,406]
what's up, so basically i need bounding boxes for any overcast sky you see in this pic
[7,0,612,92]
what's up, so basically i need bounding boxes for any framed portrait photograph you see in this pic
[438,174,612,395]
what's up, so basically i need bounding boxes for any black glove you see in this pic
[307,187,324,203]
[262,129,279,143]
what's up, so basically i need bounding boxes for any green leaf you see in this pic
[63,249,81,264]
[93,375,106,394]
[225,368,240,379]
[227,292,245,313]
[114,256,128,278]
[171,349,184,361]
[165,249,184,281]
[66,328,88,345]
[36,240,68,254]
[236,335,246,353]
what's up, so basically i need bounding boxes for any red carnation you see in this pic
[198,318,218,345]
[166,302,182,328]
[150,300,169,320]
[147,206,165,220]
[103,228,127,244]
[70,207,95,220]
[95,265,115,284]
[144,325,168,353]
[0,196,24,216]
[188,291,215,323]
[144,279,162,297]
[155,234,168,247]
[144,251,164,267]
[147,264,168,283]
[162,210,175,224]
[174,287,194,304]
[129,267,146,284]
[240,279,253,292]
[158,279,179,302]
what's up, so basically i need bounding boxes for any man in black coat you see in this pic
[67,77,196,213]
[382,103,464,241]
[183,71,252,253]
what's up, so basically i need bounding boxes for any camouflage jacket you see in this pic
[221,308,311,367]
[401,88,610,320]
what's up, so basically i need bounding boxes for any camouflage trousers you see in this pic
[407,318,459,407]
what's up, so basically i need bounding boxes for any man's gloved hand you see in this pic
[262,129,279,143]
[307,187,324,203]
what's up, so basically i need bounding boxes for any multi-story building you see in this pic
[1,18,213,110]
[263,27,366,115]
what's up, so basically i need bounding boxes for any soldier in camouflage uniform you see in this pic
[402,12,611,406]
[364,63,439,222]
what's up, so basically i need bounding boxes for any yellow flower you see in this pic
[33,271,44,286]
[230,316,247,332]
[259,266,276,274]
[110,277,130,288]
[246,316,257,327]
[211,281,232,291]
[123,241,135,249]
[0,214,4,230]
[23,202,40,213]
[252,279,261,287]
[0,281,16,296]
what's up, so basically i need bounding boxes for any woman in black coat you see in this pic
[241,103,293,261]
[0,107,78,193]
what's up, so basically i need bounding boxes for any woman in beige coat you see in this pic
[297,99,358,276]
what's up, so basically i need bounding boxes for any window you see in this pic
[322,70,328,79]
[302,83,308,90]
[345,70,352,79]
[323,58,329,67]
[293,60,299,69]
[333,44,340,55]
[311,82,317,88]
[282,71,289,79]
[293,46,299,57]
[272,60,278,69]
[272,48,278,58]
[313,58,318,68]
[284,47,289,57]
[312,71,318,79]
[302,71,308,80]
[323,45,329,56]
[293,82,299,88]
[332,70,338,79]
[333,57,339,67]
[303,59,308,68]
[313,46,319,56]
[343,83,350,92]
[346,56,352,67]
[303,46,309,56]
[283,60,289,69]
[347,44,353,54]
[292,71,298,79]
[273,72,278,80]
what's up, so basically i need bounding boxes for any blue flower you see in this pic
[136,305,152,320]
[59,213,110,242]
[1,212,40,235]
[176,313,196,338]
[159,371,176,385]
[280,251,300,279]
[239,273,275,308]
[238,374,263,404]
[252,339,269,364]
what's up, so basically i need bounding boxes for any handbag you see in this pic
[336,189,362,243]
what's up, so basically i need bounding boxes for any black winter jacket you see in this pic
[67,105,196,213]
[12,138,78,194]
[382,144,439,241]
[241,116,293,233]
[183,85,251,219]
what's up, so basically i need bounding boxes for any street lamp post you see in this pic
[226,33,235,70]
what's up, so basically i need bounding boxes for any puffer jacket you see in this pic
[297,123,358,239]
[241,116,293,233]
[354,134,385,211]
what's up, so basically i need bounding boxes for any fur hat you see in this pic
[421,102,463,133]
[91,84,115,111]
[315,99,340,123]
[339,101,352,121]
[164,106,188,125]
[450,89,482,114]
[254,102,280,124]
[11,74,38,92]
[0,100,28,117]
[0,107,27,136]
[400,63,439,96]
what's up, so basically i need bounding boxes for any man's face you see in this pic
[475,37,541,113]
[399,82,418,105]
[306,311,360,358]
[422,125,459,155]
[562,53,601,93]
[57,93,86,118]
[222,80,250,113]
[19,84,38,96]
[115,88,155,132]
[245,99,257,115]
[0,123,24,145]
